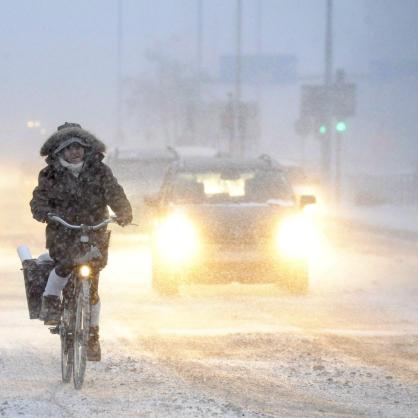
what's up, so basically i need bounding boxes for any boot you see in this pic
[39,295,61,325]
[87,326,101,361]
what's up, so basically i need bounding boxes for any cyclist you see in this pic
[30,122,132,361]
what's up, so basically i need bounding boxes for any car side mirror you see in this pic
[300,194,316,209]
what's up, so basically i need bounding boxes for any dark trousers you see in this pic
[49,245,104,306]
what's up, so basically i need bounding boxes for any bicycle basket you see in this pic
[22,260,55,319]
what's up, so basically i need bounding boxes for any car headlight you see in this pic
[276,214,318,259]
[154,212,199,264]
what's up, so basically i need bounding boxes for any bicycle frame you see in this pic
[59,267,92,388]
[48,214,115,389]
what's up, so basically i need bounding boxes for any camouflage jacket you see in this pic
[30,124,132,251]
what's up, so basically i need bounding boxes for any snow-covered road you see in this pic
[1,214,418,417]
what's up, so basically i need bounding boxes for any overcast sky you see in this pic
[1,0,417,163]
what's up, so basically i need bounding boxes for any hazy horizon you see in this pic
[1,0,417,175]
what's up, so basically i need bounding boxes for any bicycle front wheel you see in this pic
[73,279,91,390]
[60,309,74,383]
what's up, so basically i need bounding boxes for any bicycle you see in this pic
[47,214,116,389]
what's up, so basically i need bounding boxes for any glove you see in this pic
[34,209,53,223]
[116,214,133,227]
[37,212,50,223]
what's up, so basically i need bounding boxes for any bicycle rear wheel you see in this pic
[73,279,91,390]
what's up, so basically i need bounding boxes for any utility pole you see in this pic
[296,2,356,201]
[254,0,263,155]
[256,0,262,55]
[322,0,333,183]
[197,0,203,78]
[233,0,243,157]
[335,128,342,204]
[334,69,355,205]
[189,0,204,146]
[116,0,123,143]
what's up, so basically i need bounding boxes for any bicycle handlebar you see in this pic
[47,214,116,230]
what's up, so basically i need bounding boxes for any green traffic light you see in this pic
[319,125,327,135]
[336,121,347,132]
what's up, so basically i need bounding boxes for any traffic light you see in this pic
[316,121,347,136]
[335,121,347,132]
[319,125,327,135]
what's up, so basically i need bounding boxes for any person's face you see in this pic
[63,143,85,164]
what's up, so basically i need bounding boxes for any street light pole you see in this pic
[325,0,333,88]
[256,0,262,55]
[233,0,243,157]
[255,0,263,154]
[322,0,333,183]
[197,0,203,78]
[335,130,342,204]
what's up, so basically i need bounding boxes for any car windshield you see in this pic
[170,169,294,204]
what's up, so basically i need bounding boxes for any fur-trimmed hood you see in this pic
[40,124,106,157]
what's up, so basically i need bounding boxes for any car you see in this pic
[145,154,317,295]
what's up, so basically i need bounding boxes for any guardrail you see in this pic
[349,173,418,206]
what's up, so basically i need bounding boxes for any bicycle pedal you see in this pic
[49,326,60,334]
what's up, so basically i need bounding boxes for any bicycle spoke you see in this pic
[60,319,73,383]
[73,280,90,390]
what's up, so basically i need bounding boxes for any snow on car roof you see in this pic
[176,155,283,172]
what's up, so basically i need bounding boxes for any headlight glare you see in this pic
[79,265,91,278]
[154,212,198,264]
[276,214,317,259]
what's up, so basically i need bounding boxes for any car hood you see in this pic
[171,201,296,244]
